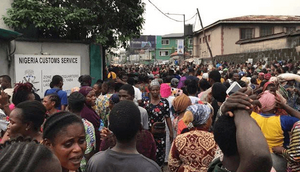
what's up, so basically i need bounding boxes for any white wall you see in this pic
[11,41,90,83]
[0,0,13,29]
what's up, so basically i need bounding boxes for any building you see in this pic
[156,33,193,62]
[0,0,103,97]
[129,35,156,63]
[193,15,300,63]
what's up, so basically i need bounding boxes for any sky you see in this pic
[142,0,300,36]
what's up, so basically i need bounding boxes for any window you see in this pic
[199,38,201,44]
[240,28,254,40]
[286,27,296,33]
[159,51,169,56]
[189,38,193,45]
[208,35,211,42]
[203,36,207,43]
[260,26,273,37]
[161,39,169,45]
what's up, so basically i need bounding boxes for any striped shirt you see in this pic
[283,121,300,172]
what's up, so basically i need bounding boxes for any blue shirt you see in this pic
[44,88,68,110]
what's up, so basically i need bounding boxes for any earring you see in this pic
[25,128,29,131]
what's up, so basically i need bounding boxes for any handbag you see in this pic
[150,122,166,137]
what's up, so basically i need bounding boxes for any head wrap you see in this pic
[259,90,276,113]
[264,73,272,80]
[171,78,179,87]
[150,79,160,88]
[202,73,209,80]
[185,104,212,126]
[160,83,171,98]
[79,86,93,97]
[172,94,191,114]
[241,76,250,85]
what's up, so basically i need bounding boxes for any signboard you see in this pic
[130,35,156,53]
[177,39,184,54]
[14,54,81,97]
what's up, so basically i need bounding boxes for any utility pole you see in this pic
[183,14,185,60]
[197,8,214,65]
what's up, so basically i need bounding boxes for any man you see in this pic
[44,75,67,110]
[119,84,148,129]
[0,75,12,90]
[87,101,161,172]
[127,77,142,106]
[78,75,92,87]
[208,89,272,172]
[92,79,103,98]
[42,94,60,116]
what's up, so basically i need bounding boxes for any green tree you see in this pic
[3,0,145,48]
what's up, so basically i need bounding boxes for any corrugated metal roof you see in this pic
[224,15,300,21]
[194,15,300,35]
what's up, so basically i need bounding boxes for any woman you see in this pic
[5,100,46,143]
[172,94,192,135]
[169,103,219,172]
[95,79,115,126]
[0,137,62,172]
[43,112,87,172]
[143,79,173,167]
[79,86,101,151]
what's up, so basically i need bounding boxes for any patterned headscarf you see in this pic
[150,79,160,88]
[186,104,211,126]
[172,94,191,115]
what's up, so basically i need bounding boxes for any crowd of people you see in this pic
[1,58,300,172]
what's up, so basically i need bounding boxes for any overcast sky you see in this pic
[142,0,300,36]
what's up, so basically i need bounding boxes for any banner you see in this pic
[177,39,184,54]
[14,54,81,97]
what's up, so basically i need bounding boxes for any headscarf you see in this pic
[259,90,276,113]
[160,83,171,98]
[171,78,179,87]
[264,73,272,80]
[79,86,93,97]
[184,104,212,127]
[172,94,191,115]
[149,79,160,88]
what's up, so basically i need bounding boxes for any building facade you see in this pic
[156,33,193,61]
[193,15,300,61]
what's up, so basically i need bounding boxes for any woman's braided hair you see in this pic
[43,111,83,143]
[0,136,54,172]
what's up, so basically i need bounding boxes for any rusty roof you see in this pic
[223,15,300,21]
[194,15,300,34]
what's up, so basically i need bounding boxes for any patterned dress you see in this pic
[80,119,96,172]
[95,93,112,127]
[168,129,219,172]
[143,98,170,167]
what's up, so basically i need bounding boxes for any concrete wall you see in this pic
[0,41,14,77]
[9,41,90,83]
[0,0,13,29]
[239,37,288,53]
[215,47,300,64]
